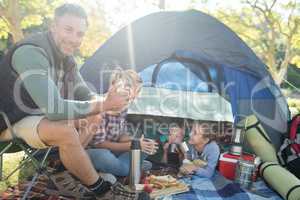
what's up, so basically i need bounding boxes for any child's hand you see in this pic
[168,127,184,144]
[104,85,129,112]
[163,142,170,152]
[168,134,177,144]
[180,164,198,175]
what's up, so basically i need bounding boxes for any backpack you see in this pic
[278,114,300,178]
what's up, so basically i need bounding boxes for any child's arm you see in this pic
[162,142,170,163]
[94,140,131,151]
[194,142,220,178]
[119,134,132,142]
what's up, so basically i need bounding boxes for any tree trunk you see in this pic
[266,50,277,76]
[4,0,24,43]
[275,50,293,85]
[7,20,23,43]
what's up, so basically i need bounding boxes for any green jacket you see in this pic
[0,31,96,131]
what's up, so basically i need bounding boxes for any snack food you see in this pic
[145,175,190,198]
[146,175,180,190]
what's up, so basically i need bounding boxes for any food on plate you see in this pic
[145,175,181,190]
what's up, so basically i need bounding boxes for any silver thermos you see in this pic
[230,126,244,155]
[129,139,141,189]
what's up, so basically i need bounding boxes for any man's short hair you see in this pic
[54,3,88,26]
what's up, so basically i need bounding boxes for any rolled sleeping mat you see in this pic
[238,115,279,163]
[260,162,300,200]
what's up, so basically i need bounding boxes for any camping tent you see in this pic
[80,10,290,150]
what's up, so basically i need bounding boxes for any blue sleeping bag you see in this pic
[139,61,210,92]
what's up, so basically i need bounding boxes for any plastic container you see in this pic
[235,159,255,188]
[218,152,254,180]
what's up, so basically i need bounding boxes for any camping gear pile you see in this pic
[218,121,262,189]
[238,115,300,200]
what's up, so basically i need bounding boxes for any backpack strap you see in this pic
[290,114,300,140]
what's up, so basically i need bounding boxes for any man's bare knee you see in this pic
[58,126,81,147]
[38,119,80,147]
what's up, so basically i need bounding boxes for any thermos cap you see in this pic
[131,139,141,149]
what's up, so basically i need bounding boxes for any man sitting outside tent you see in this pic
[0,3,129,198]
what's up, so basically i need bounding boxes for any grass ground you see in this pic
[0,152,25,193]
[0,151,35,194]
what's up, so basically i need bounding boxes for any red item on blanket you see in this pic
[143,184,153,193]
[218,152,254,180]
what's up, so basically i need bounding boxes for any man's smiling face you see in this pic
[51,14,87,56]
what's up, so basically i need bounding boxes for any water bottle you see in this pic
[129,139,141,189]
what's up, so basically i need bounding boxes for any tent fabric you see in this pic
[80,10,290,150]
[223,66,275,118]
[223,67,287,149]
[80,10,270,93]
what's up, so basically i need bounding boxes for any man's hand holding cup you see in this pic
[140,135,159,155]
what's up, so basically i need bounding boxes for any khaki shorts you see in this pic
[0,115,49,149]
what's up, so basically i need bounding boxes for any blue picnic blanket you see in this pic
[161,172,282,200]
